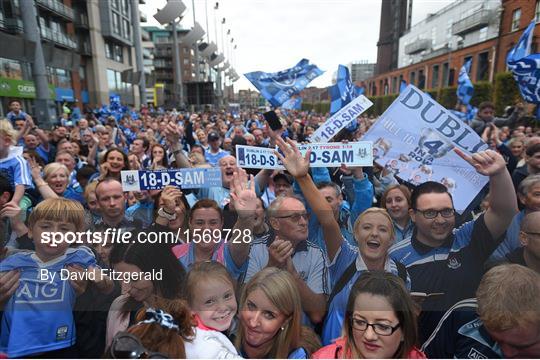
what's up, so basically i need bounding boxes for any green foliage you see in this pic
[470,82,493,107]
[493,72,521,116]
[438,86,457,109]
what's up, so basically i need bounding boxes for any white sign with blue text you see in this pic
[362,84,489,213]
[236,142,373,169]
[310,94,373,143]
[121,168,222,191]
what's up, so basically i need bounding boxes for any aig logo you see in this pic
[15,279,67,304]
[467,348,487,359]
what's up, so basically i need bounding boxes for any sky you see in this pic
[140,0,455,91]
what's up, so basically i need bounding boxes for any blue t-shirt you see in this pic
[205,149,230,167]
[0,147,33,189]
[6,111,28,126]
[0,247,96,357]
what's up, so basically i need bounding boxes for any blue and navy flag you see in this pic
[507,20,540,103]
[282,96,302,110]
[399,80,408,93]
[244,59,323,107]
[327,64,362,132]
[457,59,474,106]
[329,65,357,115]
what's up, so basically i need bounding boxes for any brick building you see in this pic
[366,0,540,97]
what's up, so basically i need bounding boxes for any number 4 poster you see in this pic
[362,85,489,214]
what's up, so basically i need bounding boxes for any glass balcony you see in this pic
[404,38,431,55]
[36,0,75,21]
[452,9,491,36]
[40,27,78,49]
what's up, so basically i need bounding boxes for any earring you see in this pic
[280,326,285,331]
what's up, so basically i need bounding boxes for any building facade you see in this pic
[375,0,413,75]
[366,0,540,97]
[349,61,375,82]
[0,0,148,117]
[143,25,196,108]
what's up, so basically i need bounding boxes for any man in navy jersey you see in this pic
[421,264,540,358]
[389,149,517,343]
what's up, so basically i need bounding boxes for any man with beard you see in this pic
[389,149,517,343]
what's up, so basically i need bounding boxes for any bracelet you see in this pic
[36,182,48,187]
[158,207,177,221]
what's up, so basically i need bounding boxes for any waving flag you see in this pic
[282,96,302,110]
[457,59,474,106]
[244,59,323,107]
[507,21,540,103]
[329,65,357,115]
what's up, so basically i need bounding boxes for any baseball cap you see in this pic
[208,132,220,141]
[273,172,293,185]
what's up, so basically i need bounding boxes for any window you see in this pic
[55,68,71,88]
[476,52,489,81]
[0,57,22,80]
[536,1,540,23]
[112,13,121,35]
[114,45,123,63]
[107,69,116,91]
[111,0,119,9]
[105,42,113,59]
[418,69,425,89]
[392,76,397,93]
[123,19,130,39]
[442,62,449,86]
[448,68,455,86]
[431,64,440,88]
[121,0,129,15]
[431,27,437,47]
[410,71,416,85]
[511,9,521,31]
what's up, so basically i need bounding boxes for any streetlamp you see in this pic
[154,1,186,107]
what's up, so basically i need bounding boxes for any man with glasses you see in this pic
[389,149,517,343]
[243,195,330,325]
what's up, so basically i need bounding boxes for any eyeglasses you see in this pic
[351,318,401,336]
[273,212,309,222]
[414,208,455,219]
[111,332,167,359]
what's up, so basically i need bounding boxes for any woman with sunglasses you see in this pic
[313,271,425,359]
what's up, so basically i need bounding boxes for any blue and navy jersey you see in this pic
[421,298,503,359]
[322,241,410,345]
[205,149,230,167]
[6,111,28,125]
[0,247,97,357]
[389,214,501,343]
[0,148,33,189]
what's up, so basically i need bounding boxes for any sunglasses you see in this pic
[110,332,168,359]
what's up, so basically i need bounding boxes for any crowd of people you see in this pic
[0,97,538,359]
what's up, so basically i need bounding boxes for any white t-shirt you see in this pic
[184,327,241,359]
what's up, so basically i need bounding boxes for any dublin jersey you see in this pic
[0,146,33,189]
[0,247,96,357]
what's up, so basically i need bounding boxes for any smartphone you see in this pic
[264,110,283,131]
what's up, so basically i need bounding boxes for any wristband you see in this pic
[158,207,177,221]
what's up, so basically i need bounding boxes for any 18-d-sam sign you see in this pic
[236,142,373,169]
[121,168,222,191]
